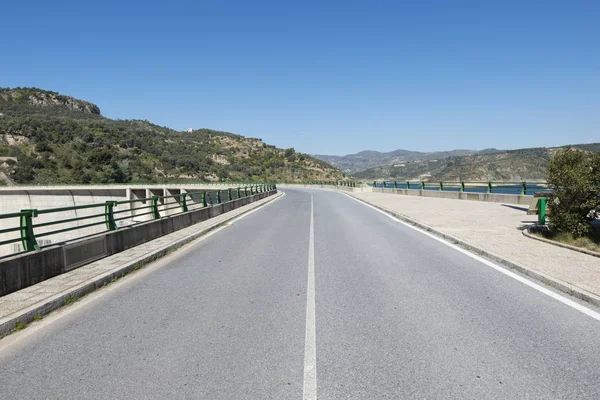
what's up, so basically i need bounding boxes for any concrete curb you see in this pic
[344,192,600,310]
[0,191,284,338]
[522,229,600,258]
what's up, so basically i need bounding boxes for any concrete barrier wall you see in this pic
[372,187,532,205]
[0,190,276,297]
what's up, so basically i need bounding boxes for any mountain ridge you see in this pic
[0,87,343,184]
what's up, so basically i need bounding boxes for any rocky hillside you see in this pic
[352,144,600,182]
[0,88,343,184]
[313,148,499,173]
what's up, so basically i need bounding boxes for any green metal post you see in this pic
[151,196,161,219]
[439,182,443,191]
[202,192,208,207]
[421,181,425,190]
[20,209,40,252]
[180,194,188,212]
[245,187,248,196]
[406,181,410,190]
[217,190,222,204]
[487,181,492,194]
[521,182,526,195]
[460,182,465,192]
[382,181,386,189]
[228,188,232,201]
[373,181,376,188]
[393,181,397,189]
[537,198,547,225]
[237,187,241,198]
[105,201,118,230]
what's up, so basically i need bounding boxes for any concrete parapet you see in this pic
[0,191,276,297]
[372,188,532,205]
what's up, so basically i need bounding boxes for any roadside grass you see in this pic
[535,230,600,253]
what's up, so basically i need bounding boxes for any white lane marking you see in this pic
[303,193,318,400]
[0,194,285,351]
[227,192,285,225]
[344,194,600,322]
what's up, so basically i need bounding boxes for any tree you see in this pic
[547,148,600,237]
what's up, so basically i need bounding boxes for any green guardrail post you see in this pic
[537,198,547,225]
[406,181,410,190]
[487,181,492,194]
[244,187,248,196]
[421,181,425,190]
[373,181,376,188]
[393,181,397,189]
[151,196,161,219]
[521,182,527,195]
[180,193,189,213]
[439,182,443,191]
[460,181,465,192]
[228,188,232,201]
[237,187,241,198]
[20,209,40,252]
[202,192,208,207]
[105,201,118,231]
[216,190,222,204]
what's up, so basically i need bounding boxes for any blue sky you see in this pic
[1,1,598,155]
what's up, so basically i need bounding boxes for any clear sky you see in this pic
[1,1,598,155]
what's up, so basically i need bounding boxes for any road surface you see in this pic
[0,188,599,399]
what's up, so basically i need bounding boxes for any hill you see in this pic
[352,144,600,182]
[0,88,343,184]
[313,148,497,173]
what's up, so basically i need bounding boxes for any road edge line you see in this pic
[0,191,284,339]
[342,192,600,316]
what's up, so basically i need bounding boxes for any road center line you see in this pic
[303,192,317,400]
[344,193,600,322]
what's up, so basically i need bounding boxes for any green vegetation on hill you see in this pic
[0,88,343,184]
[352,145,600,182]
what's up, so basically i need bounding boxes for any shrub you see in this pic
[547,148,600,237]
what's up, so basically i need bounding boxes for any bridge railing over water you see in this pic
[369,181,550,195]
[0,184,276,257]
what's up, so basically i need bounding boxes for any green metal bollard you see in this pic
[521,182,527,195]
[20,209,40,252]
[487,181,492,194]
[537,198,547,225]
[228,188,232,201]
[216,190,222,204]
[421,181,425,190]
[406,181,410,190]
[373,181,376,188]
[237,187,241,198]
[202,192,208,207]
[244,187,248,197]
[439,182,444,191]
[460,182,465,192]
[151,196,161,219]
[105,201,118,230]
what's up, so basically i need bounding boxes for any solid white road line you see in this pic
[303,192,318,400]
[344,193,600,322]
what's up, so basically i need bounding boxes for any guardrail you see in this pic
[370,180,549,195]
[300,181,357,187]
[0,184,276,256]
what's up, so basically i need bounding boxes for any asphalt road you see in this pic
[0,188,599,399]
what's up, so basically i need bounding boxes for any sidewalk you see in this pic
[0,192,282,337]
[350,191,600,305]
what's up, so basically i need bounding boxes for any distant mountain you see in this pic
[0,87,343,184]
[313,148,499,173]
[351,144,600,182]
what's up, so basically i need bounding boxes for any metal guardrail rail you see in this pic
[0,184,276,255]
